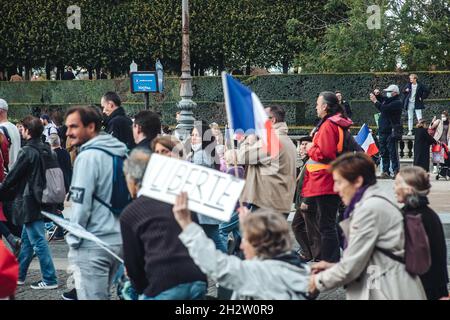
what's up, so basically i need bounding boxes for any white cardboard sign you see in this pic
[140,154,245,222]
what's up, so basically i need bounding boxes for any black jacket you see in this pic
[402,199,449,300]
[104,107,135,150]
[120,196,206,297]
[414,128,436,172]
[342,100,352,118]
[402,82,430,110]
[374,95,403,135]
[0,138,47,225]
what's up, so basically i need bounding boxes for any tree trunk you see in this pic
[95,67,101,79]
[24,65,31,80]
[199,68,205,76]
[282,61,289,74]
[245,64,251,75]
[45,64,51,80]
[88,67,93,80]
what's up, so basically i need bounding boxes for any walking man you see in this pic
[65,106,126,299]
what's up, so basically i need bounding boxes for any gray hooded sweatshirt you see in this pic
[180,223,310,300]
[66,133,127,249]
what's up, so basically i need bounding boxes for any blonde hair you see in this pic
[241,209,292,259]
[409,73,418,80]
[224,149,237,166]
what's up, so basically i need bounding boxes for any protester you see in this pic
[335,91,352,118]
[292,136,321,262]
[0,240,18,299]
[48,134,72,240]
[302,92,352,262]
[210,122,224,145]
[62,66,76,80]
[429,111,450,174]
[40,114,58,143]
[151,135,184,159]
[0,127,20,255]
[402,74,430,136]
[101,91,135,150]
[218,149,245,254]
[51,112,68,149]
[186,121,226,253]
[0,99,21,167]
[309,152,426,300]
[0,116,58,290]
[413,119,436,172]
[64,106,126,300]
[370,85,403,179]
[132,110,161,151]
[120,149,207,300]
[173,192,310,300]
[394,167,449,300]
[237,105,297,216]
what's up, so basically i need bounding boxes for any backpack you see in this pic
[371,195,431,276]
[29,145,66,204]
[82,147,131,216]
[337,126,364,154]
[0,126,11,147]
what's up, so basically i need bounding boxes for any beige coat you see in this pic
[237,122,297,213]
[315,184,426,300]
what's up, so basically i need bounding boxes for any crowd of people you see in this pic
[0,78,448,301]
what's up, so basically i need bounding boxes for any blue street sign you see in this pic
[130,72,158,93]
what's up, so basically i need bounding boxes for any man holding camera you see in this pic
[370,85,403,179]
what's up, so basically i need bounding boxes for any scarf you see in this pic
[342,185,370,249]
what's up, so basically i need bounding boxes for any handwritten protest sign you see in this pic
[140,154,245,222]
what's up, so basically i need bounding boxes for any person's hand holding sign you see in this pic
[173,192,192,230]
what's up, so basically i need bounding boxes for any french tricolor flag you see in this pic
[355,124,379,156]
[222,72,280,156]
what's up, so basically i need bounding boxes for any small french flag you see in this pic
[222,72,280,156]
[355,124,379,156]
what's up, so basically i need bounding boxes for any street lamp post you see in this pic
[175,0,196,141]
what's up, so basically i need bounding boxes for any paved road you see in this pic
[14,179,450,300]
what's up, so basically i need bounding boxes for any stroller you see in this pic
[432,142,450,180]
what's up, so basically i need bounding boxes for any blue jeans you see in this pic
[18,220,57,285]
[379,134,399,174]
[139,281,207,300]
[219,211,240,253]
[201,224,227,253]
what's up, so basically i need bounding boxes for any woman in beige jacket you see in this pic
[309,153,426,300]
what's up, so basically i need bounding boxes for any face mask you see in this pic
[386,92,392,98]
[191,143,202,152]
[442,117,447,121]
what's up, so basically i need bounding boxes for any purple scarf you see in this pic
[342,185,370,249]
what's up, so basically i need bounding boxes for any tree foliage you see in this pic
[0,0,447,79]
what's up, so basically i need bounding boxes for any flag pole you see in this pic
[222,72,244,210]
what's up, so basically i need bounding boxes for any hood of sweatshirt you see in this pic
[80,133,127,157]
[328,114,353,129]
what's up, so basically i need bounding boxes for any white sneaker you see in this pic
[433,167,438,174]
[17,280,25,285]
[407,131,413,136]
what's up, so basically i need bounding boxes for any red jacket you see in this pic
[0,240,18,298]
[302,114,353,198]
[0,133,9,222]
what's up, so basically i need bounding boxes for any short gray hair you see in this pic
[123,149,151,188]
[48,133,60,147]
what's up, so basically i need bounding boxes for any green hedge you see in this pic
[1,72,449,125]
